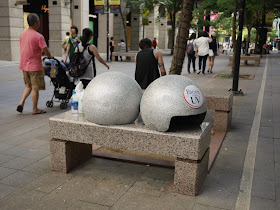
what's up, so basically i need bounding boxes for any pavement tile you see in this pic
[24,171,75,193]
[0,187,46,209]
[0,183,18,199]
[128,178,171,197]
[0,170,40,187]
[110,191,159,210]
[0,145,31,156]
[21,156,50,175]
[258,126,274,139]
[141,166,174,181]
[19,148,49,160]
[193,204,227,210]
[68,200,110,210]
[0,143,14,152]
[154,193,196,210]
[273,123,280,139]
[275,162,280,186]
[0,156,36,170]
[249,196,276,210]
[0,153,16,165]
[19,139,48,149]
[0,166,17,180]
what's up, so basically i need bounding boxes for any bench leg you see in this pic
[213,109,232,132]
[50,139,92,173]
[174,149,209,196]
[254,61,260,66]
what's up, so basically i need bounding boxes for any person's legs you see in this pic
[192,55,196,72]
[202,55,208,74]
[187,54,191,73]
[30,71,46,114]
[32,90,39,113]
[208,56,212,72]
[19,86,32,107]
[120,56,122,61]
[197,56,203,74]
[211,56,216,72]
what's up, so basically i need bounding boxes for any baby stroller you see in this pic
[43,57,74,109]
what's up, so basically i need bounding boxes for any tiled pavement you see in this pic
[0,51,279,209]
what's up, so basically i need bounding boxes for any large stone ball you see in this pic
[83,72,142,125]
[140,75,207,132]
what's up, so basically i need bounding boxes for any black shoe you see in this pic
[17,105,23,113]
[197,70,201,74]
[194,69,196,73]
[188,70,191,73]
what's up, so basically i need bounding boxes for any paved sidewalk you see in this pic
[0,51,278,209]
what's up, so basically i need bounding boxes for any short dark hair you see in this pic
[27,13,39,26]
[139,38,152,49]
[121,39,124,42]
[190,33,196,40]
[66,32,70,36]
[111,37,114,40]
[71,26,78,34]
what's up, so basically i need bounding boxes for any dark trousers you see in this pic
[110,47,114,61]
[187,54,196,72]
[199,55,208,73]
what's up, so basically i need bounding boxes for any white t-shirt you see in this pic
[195,37,211,56]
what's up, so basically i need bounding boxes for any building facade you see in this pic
[0,0,168,61]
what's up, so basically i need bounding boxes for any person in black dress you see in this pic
[135,38,166,90]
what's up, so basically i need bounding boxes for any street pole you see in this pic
[232,0,246,93]
[107,0,109,61]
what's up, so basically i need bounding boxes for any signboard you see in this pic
[265,11,274,28]
[110,0,120,13]
[94,0,104,13]
[183,85,204,109]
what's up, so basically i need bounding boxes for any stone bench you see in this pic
[49,111,211,196]
[229,55,260,66]
[112,51,137,61]
[205,90,233,132]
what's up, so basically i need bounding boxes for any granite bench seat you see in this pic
[112,51,137,61]
[205,89,233,132]
[49,111,212,196]
[229,55,261,66]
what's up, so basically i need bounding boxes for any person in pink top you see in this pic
[17,13,53,115]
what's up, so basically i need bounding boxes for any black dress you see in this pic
[135,48,160,89]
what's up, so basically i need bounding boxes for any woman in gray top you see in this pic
[77,28,109,88]
[118,39,126,61]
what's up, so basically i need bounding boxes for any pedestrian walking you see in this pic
[208,32,218,73]
[109,37,115,61]
[17,13,53,115]
[118,39,126,61]
[195,31,212,75]
[152,38,158,49]
[65,26,81,62]
[186,33,196,73]
[76,28,110,89]
[135,38,166,90]
[62,32,70,52]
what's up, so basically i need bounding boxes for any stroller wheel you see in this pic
[46,101,53,108]
[60,102,67,109]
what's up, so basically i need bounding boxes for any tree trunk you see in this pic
[231,0,238,74]
[169,0,194,75]
[170,12,176,55]
[246,26,251,55]
[120,6,128,52]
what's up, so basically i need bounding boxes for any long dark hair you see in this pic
[81,28,93,48]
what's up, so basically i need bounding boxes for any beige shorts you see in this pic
[23,70,45,91]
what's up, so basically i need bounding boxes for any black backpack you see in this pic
[186,41,195,55]
[69,44,92,78]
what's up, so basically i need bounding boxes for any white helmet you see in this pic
[140,75,207,132]
[83,72,142,125]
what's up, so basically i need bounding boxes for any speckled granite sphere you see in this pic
[140,75,207,132]
[83,72,142,125]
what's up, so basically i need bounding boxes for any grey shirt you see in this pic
[77,43,95,80]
